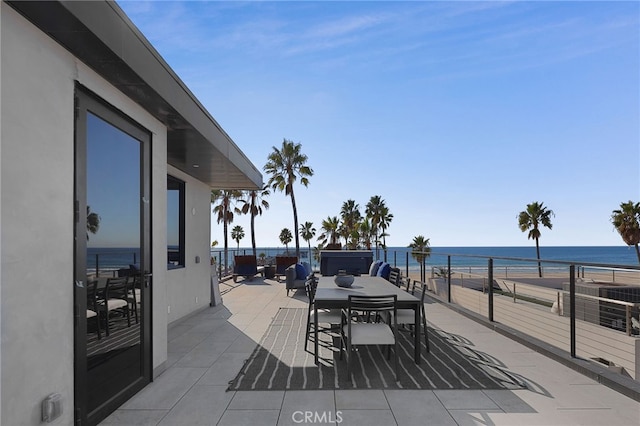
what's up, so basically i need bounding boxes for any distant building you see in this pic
[1,1,262,424]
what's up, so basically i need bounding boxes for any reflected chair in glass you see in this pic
[126,274,141,324]
[100,277,131,336]
[87,279,101,339]
[340,294,399,381]
[305,279,342,355]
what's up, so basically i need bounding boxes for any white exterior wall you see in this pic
[0,4,213,423]
[166,165,214,324]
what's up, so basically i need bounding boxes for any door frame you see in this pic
[73,83,153,425]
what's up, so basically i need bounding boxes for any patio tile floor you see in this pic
[102,277,640,425]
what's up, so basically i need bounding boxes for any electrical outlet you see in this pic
[167,305,171,314]
[195,296,198,303]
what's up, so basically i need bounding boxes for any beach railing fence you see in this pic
[403,250,640,385]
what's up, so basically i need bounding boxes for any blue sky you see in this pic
[118,0,639,248]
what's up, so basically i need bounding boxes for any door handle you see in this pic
[75,280,84,288]
[143,272,152,287]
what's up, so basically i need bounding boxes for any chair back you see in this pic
[105,277,129,300]
[304,278,318,303]
[388,268,401,287]
[276,256,298,275]
[409,280,427,303]
[87,279,99,311]
[348,294,397,321]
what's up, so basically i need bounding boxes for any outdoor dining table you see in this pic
[314,275,422,365]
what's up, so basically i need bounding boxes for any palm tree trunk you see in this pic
[635,243,640,264]
[535,237,542,278]
[223,220,229,275]
[290,188,300,259]
[251,214,257,258]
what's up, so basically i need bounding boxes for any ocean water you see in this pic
[88,245,639,274]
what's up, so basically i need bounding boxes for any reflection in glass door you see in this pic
[74,87,151,425]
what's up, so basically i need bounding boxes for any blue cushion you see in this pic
[295,263,307,280]
[369,260,383,276]
[301,262,312,277]
[377,262,391,279]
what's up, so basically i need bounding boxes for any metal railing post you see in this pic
[570,264,576,358]
[447,255,451,303]
[405,252,409,278]
[95,254,100,277]
[488,258,494,322]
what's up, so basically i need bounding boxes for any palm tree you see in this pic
[211,189,242,274]
[359,217,373,250]
[231,225,245,250]
[86,205,100,240]
[611,201,640,263]
[518,201,554,277]
[366,195,387,258]
[279,228,293,253]
[340,199,362,248]
[379,205,393,254]
[409,235,431,282]
[299,221,316,269]
[240,185,270,258]
[318,216,340,249]
[264,139,313,259]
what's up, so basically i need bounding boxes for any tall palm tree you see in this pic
[211,189,242,273]
[409,235,431,282]
[264,139,313,259]
[379,205,393,253]
[340,199,362,248]
[279,228,293,253]
[240,185,270,258]
[366,195,386,258]
[318,216,340,249]
[231,225,244,250]
[518,201,554,277]
[299,221,316,268]
[86,205,100,240]
[611,201,640,263]
[359,217,373,250]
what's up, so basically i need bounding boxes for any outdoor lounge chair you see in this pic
[232,255,263,282]
[275,255,298,280]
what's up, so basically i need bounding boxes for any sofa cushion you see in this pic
[301,262,312,277]
[376,262,391,279]
[295,263,307,280]
[369,260,383,276]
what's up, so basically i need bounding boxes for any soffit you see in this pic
[6,0,262,190]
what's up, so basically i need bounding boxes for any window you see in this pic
[167,175,185,268]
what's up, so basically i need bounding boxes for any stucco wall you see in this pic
[0,4,169,424]
[166,166,214,324]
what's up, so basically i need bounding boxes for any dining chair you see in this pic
[387,267,401,287]
[127,274,141,324]
[101,277,131,336]
[396,280,430,352]
[340,294,399,381]
[305,278,342,355]
[86,279,101,339]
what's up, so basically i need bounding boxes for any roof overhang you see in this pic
[6,0,262,190]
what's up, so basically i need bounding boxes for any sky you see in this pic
[117,0,639,248]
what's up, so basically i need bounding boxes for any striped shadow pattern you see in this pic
[228,308,524,391]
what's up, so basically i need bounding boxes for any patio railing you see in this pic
[396,250,640,382]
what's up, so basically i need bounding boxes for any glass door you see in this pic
[74,86,151,425]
